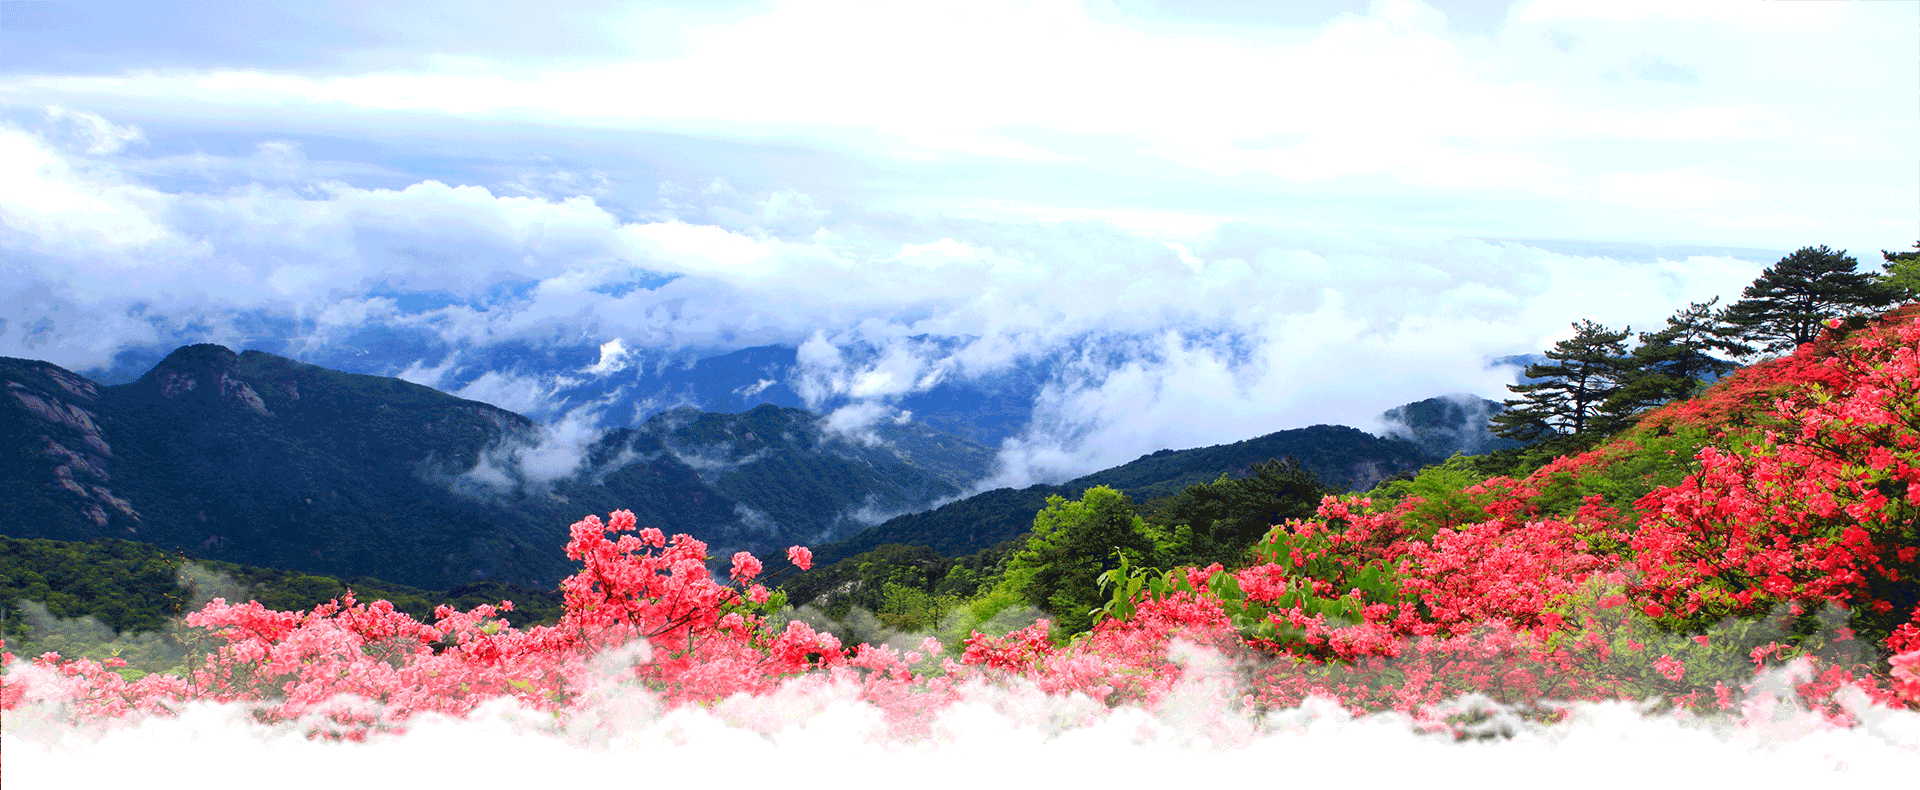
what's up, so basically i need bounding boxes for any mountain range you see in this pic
[95,338,1051,449]
[96,336,1531,452]
[3,345,1511,590]
[1,345,995,589]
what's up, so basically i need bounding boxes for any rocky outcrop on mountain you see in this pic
[2,358,137,535]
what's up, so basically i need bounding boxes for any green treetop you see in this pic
[1606,298,1747,416]
[1001,486,1161,637]
[1720,246,1901,355]
[1877,241,1920,302]
[1141,458,1329,568]
[1490,320,1632,444]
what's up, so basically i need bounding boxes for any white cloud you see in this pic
[40,106,145,155]
[6,651,1919,785]
[734,503,779,536]
[892,238,976,269]
[621,220,775,272]
[973,239,1764,487]
[3,113,1774,480]
[455,371,582,420]
[583,338,633,376]
[397,355,458,390]
[839,493,918,528]
[455,403,606,495]
[821,401,896,447]
[0,123,170,252]
[6,0,1907,210]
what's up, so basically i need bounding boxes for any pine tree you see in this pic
[1720,246,1900,355]
[1490,320,1632,443]
[1606,298,1747,416]
[1878,241,1920,302]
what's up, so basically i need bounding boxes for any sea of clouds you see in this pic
[5,0,1912,488]
[0,106,1782,489]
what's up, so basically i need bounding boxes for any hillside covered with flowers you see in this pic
[8,303,1920,749]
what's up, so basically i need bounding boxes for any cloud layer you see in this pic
[0,0,1912,484]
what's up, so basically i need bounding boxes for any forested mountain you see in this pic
[0,345,994,589]
[594,403,996,546]
[1377,394,1523,460]
[810,423,1433,565]
[1,344,570,588]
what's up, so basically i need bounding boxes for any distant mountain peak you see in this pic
[154,342,242,366]
[1377,393,1521,459]
[132,343,274,416]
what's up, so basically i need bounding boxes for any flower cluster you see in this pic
[2,511,848,735]
[1632,313,1920,645]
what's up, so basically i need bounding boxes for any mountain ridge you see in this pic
[4,344,1512,588]
[1,345,997,588]
[809,423,1440,566]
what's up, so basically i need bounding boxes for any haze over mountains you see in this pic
[2,343,1507,589]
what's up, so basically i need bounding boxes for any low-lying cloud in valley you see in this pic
[454,404,609,496]
[0,110,1786,485]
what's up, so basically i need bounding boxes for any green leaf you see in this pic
[1210,571,1242,600]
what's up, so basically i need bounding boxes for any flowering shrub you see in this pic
[2,510,855,735]
[1633,314,1920,649]
[1078,312,1920,719]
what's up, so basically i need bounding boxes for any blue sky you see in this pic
[1,0,1915,483]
